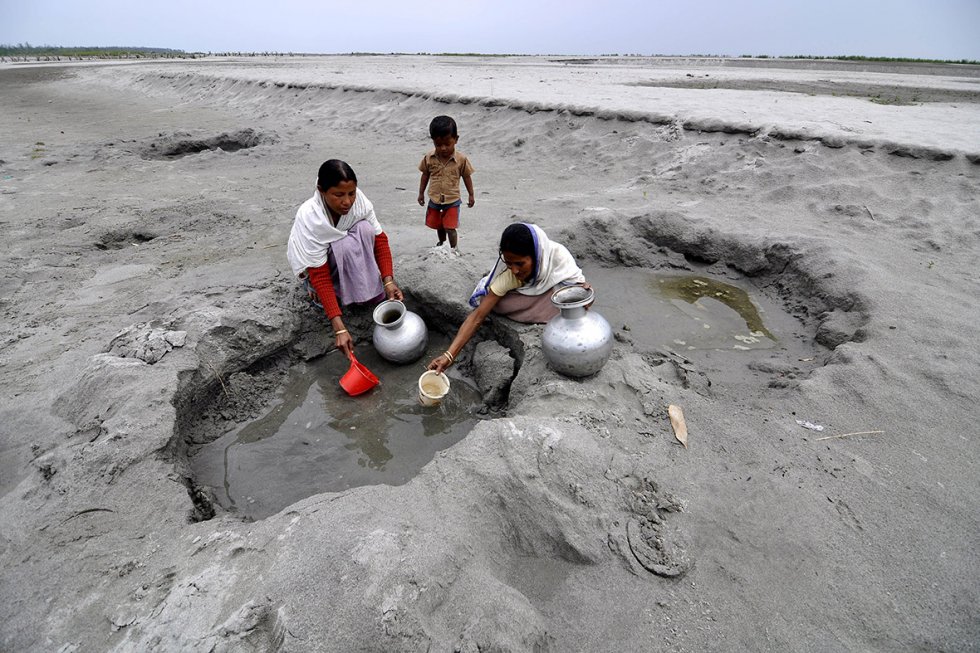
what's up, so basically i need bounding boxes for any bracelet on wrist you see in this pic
[442,350,455,365]
[383,280,396,288]
[334,329,348,336]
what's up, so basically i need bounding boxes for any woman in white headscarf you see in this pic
[287,159,403,357]
[426,222,588,373]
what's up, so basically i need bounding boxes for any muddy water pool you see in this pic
[586,268,813,354]
[191,335,483,520]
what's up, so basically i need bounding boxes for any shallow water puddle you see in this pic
[191,335,483,520]
[587,268,794,352]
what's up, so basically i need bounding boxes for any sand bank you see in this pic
[0,56,978,651]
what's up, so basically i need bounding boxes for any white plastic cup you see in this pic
[418,371,450,407]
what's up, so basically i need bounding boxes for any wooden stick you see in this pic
[815,430,884,442]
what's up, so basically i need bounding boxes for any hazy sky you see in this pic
[2,0,979,60]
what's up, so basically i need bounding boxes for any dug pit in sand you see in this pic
[184,258,810,523]
[187,332,484,521]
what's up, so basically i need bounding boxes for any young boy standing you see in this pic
[417,115,475,254]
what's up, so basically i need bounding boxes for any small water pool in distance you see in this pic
[587,267,816,356]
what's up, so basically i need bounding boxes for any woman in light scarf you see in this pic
[427,222,588,373]
[287,160,403,357]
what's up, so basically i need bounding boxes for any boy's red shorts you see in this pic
[425,200,461,230]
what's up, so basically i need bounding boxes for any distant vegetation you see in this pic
[0,44,321,60]
[0,43,196,60]
[740,54,979,65]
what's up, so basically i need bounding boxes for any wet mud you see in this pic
[139,128,277,160]
[189,334,484,520]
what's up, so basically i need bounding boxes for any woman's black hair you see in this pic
[499,223,535,257]
[317,159,357,190]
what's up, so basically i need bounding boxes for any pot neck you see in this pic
[377,310,405,329]
[373,300,407,329]
[558,305,588,319]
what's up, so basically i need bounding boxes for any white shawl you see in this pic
[469,223,584,306]
[286,187,383,278]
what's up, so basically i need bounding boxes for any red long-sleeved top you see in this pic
[308,231,393,319]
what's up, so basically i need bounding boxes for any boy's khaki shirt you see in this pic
[419,150,474,204]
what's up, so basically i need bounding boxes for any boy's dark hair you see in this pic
[429,115,458,139]
[499,223,535,257]
[317,159,357,190]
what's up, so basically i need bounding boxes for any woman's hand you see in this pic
[384,280,404,301]
[427,352,453,374]
[582,281,594,309]
[417,193,425,207]
[335,330,354,358]
[330,317,353,357]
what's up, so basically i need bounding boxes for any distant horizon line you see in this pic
[1,45,978,65]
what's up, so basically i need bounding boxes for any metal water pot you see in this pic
[542,286,613,377]
[372,300,428,364]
